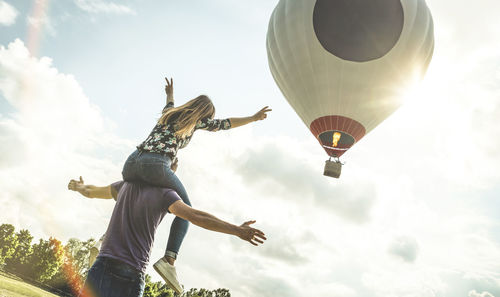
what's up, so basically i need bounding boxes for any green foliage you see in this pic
[46,237,96,294]
[4,229,34,275]
[143,274,174,297]
[64,238,95,276]
[142,275,231,297]
[182,288,231,297]
[0,224,18,265]
[29,237,65,283]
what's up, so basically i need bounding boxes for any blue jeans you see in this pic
[80,257,145,297]
[122,149,191,258]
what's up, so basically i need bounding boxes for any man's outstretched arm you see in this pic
[169,201,266,246]
[67,177,116,199]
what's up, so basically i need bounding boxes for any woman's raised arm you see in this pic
[165,77,174,106]
[229,106,272,129]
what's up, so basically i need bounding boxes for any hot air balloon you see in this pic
[266,0,434,178]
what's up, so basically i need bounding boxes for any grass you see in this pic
[0,273,59,297]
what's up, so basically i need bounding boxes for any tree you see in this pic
[64,238,95,276]
[142,275,231,297]
[48,237,96,294]
[143,274,174,297]
[4,229,33,275]
[29,237,65,283]
[0,224,18,265]
[183,288,231,297]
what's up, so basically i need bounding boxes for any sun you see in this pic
[398,60,443,109]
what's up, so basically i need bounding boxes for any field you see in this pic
[0,273,59,297]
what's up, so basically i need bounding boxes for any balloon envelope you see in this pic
[267,0,434,157]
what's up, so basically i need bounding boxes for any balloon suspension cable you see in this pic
[328,155,344,165]
[328,156,345,165]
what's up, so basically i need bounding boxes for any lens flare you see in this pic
[27,0,50,56]
[60,245,97,297]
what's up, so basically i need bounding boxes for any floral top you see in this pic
[137,102,232,159]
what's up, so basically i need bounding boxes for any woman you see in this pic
[122,77,271,292]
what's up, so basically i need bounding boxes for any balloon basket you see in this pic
[324,158,342,178]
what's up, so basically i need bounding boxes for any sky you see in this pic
[0,0,499,297]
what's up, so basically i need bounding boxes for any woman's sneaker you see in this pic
[153,258,183,294]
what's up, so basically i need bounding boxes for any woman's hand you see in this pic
[252,106,272,121]
[228,106,272,128]
[171,157,178,172]
[165,77,174,98]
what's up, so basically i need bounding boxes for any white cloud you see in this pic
[469,290,495,297]
[0,39,133,240]
[74,0,136,15]
[232,137,377,223]
[388,236,419,263]
[0,0,18,26]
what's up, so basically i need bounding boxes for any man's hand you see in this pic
[238,220,266,246]
[68,177,113,199]
[165,77,174,98]
[252,106,272,121]
[68,176,91,198]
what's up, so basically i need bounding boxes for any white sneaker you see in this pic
[153,258,183,294]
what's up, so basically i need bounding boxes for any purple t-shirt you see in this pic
[99,181,181,272]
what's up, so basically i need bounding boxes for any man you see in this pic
[68,177,266,297]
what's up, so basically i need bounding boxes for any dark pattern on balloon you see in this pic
[313,0,404,62]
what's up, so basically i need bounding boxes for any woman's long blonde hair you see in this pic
[158,95,215,139]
